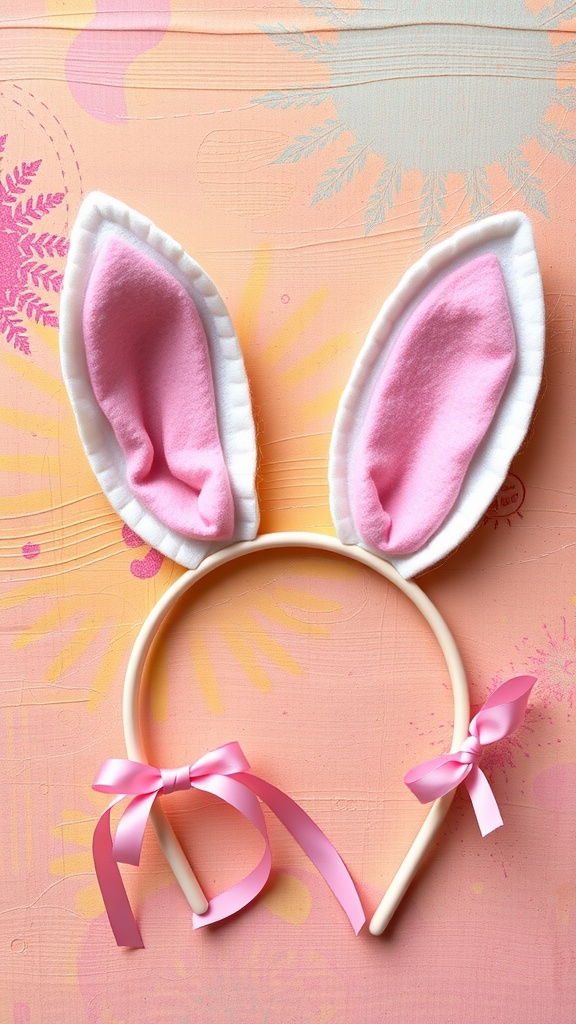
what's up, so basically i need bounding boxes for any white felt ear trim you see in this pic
[60,192,259,569]
[329,212,544,579]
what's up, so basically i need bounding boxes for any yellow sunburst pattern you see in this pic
[2,239,352,720]
[0,198,481,958]
[237,243,355,535]
[48,785,182,922]
[49,789,112,920]
[1,320,177,714]
[145,552,356,721]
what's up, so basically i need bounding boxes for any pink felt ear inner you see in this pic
[352,254,516,555]
[83,235,234,540]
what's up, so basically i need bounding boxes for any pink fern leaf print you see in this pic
[9,290,59,328]
[19,262,64,292]
[0,309,29,354]
[0,135,68,352]
[0,160,42,202]
[14,192,65,227]
[19,232,69,259]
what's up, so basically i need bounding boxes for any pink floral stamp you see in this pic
[483,472,526,526]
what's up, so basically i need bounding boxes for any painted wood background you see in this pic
[1,2,575,1020]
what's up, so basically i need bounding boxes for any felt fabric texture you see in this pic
[83,235,234,540]
[328,211,545,579]
[60,192,259,569]
[351,254,516,555]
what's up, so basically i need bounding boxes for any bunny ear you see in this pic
[60,193,258,568]
[329,212,544,579]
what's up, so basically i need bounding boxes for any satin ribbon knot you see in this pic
[92,741,365,948]
[458,735,482,764]
[404,675,536,837]
[160,765,192,795]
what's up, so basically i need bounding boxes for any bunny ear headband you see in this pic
[60,193,544,947]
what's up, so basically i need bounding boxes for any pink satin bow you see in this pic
[404,675,536,836]
[93,741,365,948]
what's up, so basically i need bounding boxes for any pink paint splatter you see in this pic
[517,618,576,710]
[121,524,163,578]
[21,543,40,559]
[479,703,541,786]
[121,523,144,549]
[65,0,171,123]
[130,548,164,579]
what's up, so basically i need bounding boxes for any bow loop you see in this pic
[404,675,536,836]
[470,674,535,746]
[188,740,250,779]
[93,758,163,796]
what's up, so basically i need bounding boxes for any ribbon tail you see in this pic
[113,790,158,866]
[93,796,144,948]
[237,773,366,935]
[190,774,272,929]
[464,766,503,837]
[193,847,273,930]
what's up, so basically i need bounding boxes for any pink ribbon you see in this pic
[93,741,365,947]
[404,675,536,836]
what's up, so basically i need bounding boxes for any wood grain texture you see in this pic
[1,2,576,1020]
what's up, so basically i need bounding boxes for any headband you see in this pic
[60,193,544,946]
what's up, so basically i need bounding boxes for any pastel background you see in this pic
[1,1,575,1020]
